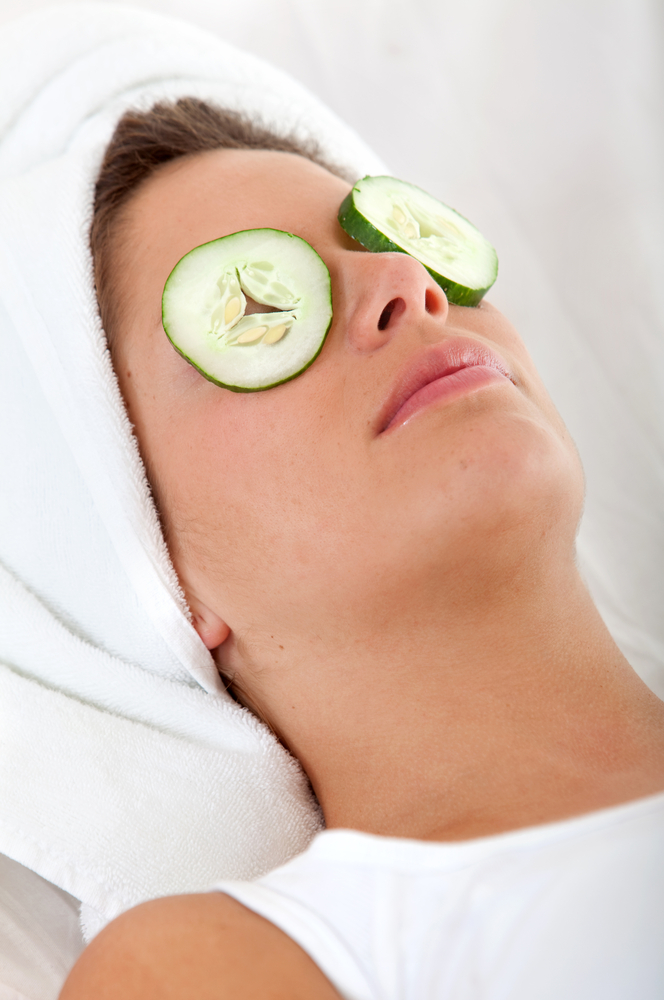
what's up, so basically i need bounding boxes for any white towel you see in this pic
[0,1,385,942]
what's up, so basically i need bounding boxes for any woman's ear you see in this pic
[189,598,231,650]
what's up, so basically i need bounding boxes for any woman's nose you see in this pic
[336,250,449,354]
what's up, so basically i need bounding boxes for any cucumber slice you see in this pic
[162,229,332,392]
[338,176,498,307]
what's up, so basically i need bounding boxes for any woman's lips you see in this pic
[378,338,512,434]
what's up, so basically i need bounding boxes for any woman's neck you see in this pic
[226,564,664,842]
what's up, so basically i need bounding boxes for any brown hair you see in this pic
[90,97,351,343]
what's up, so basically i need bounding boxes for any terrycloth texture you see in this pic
[0,1,385,941]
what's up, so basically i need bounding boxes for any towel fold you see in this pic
[0,1,384,939]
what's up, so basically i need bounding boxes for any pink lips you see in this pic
[378,338,512,434]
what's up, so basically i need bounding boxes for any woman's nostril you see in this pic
[425,288,442,315]
[378,299,396,331]
[378,298,405,331]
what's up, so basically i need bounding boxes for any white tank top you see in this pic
[215,792,664,1000]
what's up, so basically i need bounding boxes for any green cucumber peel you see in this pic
[338,176,498,307]
[162,229,333,392]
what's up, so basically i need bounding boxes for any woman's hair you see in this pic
[90,97,351,343]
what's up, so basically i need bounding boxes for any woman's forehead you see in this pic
[128,148,352,256]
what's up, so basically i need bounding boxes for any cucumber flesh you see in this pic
[162,230,332,392]
[338,176,498,307]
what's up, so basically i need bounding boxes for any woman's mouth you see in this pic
[378,338,513,434]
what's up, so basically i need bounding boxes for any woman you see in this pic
[59,97,664,998]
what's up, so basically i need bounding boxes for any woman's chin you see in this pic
[394,407,584,582]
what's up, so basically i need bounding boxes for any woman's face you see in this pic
[112,149,583,665]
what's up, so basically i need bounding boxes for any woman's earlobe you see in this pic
[190,601,231,650]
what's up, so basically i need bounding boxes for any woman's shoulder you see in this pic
[59,891,343,1000]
